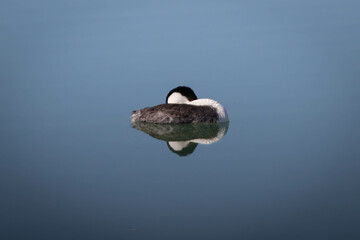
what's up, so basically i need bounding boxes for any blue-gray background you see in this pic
[1,1,359,239]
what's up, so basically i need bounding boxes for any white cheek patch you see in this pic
[167,92,190,104]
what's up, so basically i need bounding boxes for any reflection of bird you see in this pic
[167,142,198,157]
[132,122,229,156]
[131,86,229,124]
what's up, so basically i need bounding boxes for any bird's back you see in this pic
[131,104,219,124]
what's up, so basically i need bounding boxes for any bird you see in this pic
[131,86,229,124]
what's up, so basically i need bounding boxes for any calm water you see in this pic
[1,1,360,239]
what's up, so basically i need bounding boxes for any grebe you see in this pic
[131,86,229,124]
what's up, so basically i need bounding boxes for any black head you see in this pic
[166,86,198,104]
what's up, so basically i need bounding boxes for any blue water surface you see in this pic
[1,1,359,239]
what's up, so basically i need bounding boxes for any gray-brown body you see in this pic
[131,104,219,124]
